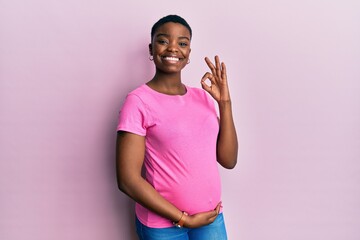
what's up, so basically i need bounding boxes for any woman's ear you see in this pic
[148,43,152,56]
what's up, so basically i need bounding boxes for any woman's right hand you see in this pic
[183,202,222,228]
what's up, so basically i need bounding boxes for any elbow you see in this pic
[116,173,132,194]
[218,155,238,169]
[217,142,238,169]
[223,159,237,169]
[226,163,237,169]
[117,178,126,193]
[117,180,126,193]
[116,172,142,197]
[117,179,135,197]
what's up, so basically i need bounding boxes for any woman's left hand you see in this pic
[201,55,231,103]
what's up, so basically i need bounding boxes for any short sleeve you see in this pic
[117,94,148,136]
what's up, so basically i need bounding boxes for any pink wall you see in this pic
[1,1,359,239]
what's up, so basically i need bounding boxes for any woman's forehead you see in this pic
[154,22,191,38]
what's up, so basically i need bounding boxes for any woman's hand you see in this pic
[183,202,222,228]
[201,56,231,103]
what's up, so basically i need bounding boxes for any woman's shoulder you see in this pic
[127,84,148,96]
[125,84,156,102]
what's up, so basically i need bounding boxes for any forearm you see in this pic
[216,100,238,169]
[119,174,183,223]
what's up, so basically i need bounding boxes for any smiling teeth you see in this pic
[164,57,179,61]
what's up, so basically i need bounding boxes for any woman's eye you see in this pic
[158,40,168,45]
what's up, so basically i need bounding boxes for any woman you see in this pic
[116,15,238,240]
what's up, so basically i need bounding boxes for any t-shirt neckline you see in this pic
[143,84,188,97]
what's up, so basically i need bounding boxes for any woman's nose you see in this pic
[167,41,178,52]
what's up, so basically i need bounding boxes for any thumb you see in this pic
[207,202,222,223]
[215,201,222,215]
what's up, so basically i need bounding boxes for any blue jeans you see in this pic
[135,213,228,240]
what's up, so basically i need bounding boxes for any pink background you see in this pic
[1,0,359,239]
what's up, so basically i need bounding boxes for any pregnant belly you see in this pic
[154,171,222,215]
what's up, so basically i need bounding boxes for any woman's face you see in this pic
[150,22,191,74]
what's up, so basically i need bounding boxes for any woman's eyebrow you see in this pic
[178,36,190,41]
[155,33,169,38]
[155,33,190,41]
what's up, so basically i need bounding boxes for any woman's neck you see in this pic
[147,71,186,95]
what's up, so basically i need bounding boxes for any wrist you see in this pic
[218,100,232,110]
[217,98,231,104]
[173,211,188,228]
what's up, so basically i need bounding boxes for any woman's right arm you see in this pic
[116,131,221,228]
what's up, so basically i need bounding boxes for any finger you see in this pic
[201,81,212,93]
[203,210,217,223]
[201,72,214,83]
[208,214,218,223]
[221,62,227,81]
[208,208,220,223]
[208,203,221,218]
[205,57,217,76]
[215,55,221,78]
[214,202,222,215]
[201,72,215,90]
[201,81,210,91]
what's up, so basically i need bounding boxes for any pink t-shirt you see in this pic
[117,84,221,228]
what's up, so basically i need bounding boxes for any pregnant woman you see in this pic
[116,14,238,240]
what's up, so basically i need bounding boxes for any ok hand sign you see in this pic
[201,55,231,103]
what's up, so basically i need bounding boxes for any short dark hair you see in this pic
[151,15,192,41]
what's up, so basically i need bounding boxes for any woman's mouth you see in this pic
[162,56,181,62]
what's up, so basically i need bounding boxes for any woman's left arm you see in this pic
[201,55,238,169]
